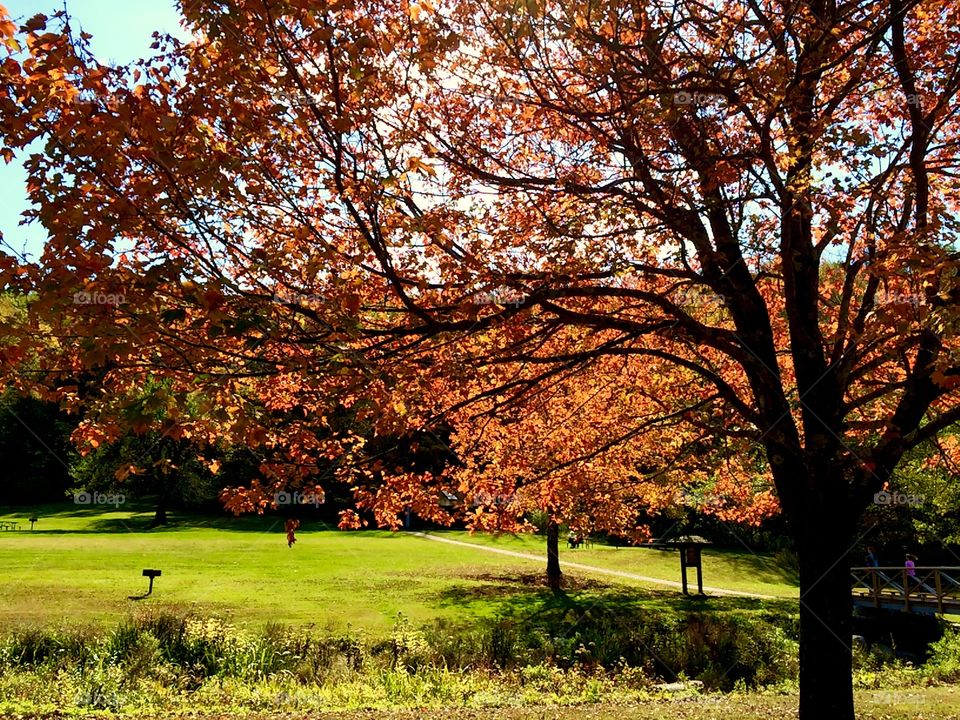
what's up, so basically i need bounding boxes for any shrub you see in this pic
[923,627,960,682]
[3,628,59,667]
[484,619,527,669]
[106,620,160,678]
[0,605,802,698]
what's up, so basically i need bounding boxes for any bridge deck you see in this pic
[851,567,960,615]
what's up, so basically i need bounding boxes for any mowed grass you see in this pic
[440,530,800,598]
[0,504,797,630]
[0,504,532,630]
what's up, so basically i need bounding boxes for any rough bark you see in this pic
[794,473,856,720]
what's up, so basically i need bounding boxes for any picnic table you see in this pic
[0,521,20,531]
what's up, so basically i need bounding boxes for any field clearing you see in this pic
[0,504,798,630]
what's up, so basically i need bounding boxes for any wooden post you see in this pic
[695,550,704,595]
[903,568,910,611]
[684,546,703,595]
[936,570,944,614]
[871,568,880,609]
[680,545,688,595]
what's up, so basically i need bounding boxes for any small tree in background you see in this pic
[70,429,216,525]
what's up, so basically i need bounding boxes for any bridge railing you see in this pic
[851,566,960,613]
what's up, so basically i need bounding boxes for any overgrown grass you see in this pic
[1,609,959,717]
[0,606,790,715]
[0,604,799,687]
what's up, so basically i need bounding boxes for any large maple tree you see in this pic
[3,1,960,717]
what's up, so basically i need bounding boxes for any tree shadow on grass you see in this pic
[419,527,800,591]
[706,547,800,587]
[85,513,291,534]
[0,503,344,535]
[434,570,798,624]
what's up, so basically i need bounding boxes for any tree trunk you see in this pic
[797,511,855,719]
[151,498,168,527]
[546,519,562,591]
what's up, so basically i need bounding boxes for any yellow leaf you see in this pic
[406,156,437,178]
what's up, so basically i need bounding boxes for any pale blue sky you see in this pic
[0,0,190,261]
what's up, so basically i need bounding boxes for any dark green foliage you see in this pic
[0,625,101,669]
[0,389,77,504]
[70,431,217,525]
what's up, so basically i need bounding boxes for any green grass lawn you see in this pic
[0,504,798,630]
[438,529,800,597]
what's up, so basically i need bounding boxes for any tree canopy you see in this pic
[2,1,960,717]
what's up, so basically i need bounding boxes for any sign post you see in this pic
[646,535,710,596]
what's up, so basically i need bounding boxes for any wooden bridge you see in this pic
[851,566,960,614]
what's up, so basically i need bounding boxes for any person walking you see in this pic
[865,545,879,567]
[285,518,300,548]
[905,553,921,592]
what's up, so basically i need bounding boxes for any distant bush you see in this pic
[772,548,800,578]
